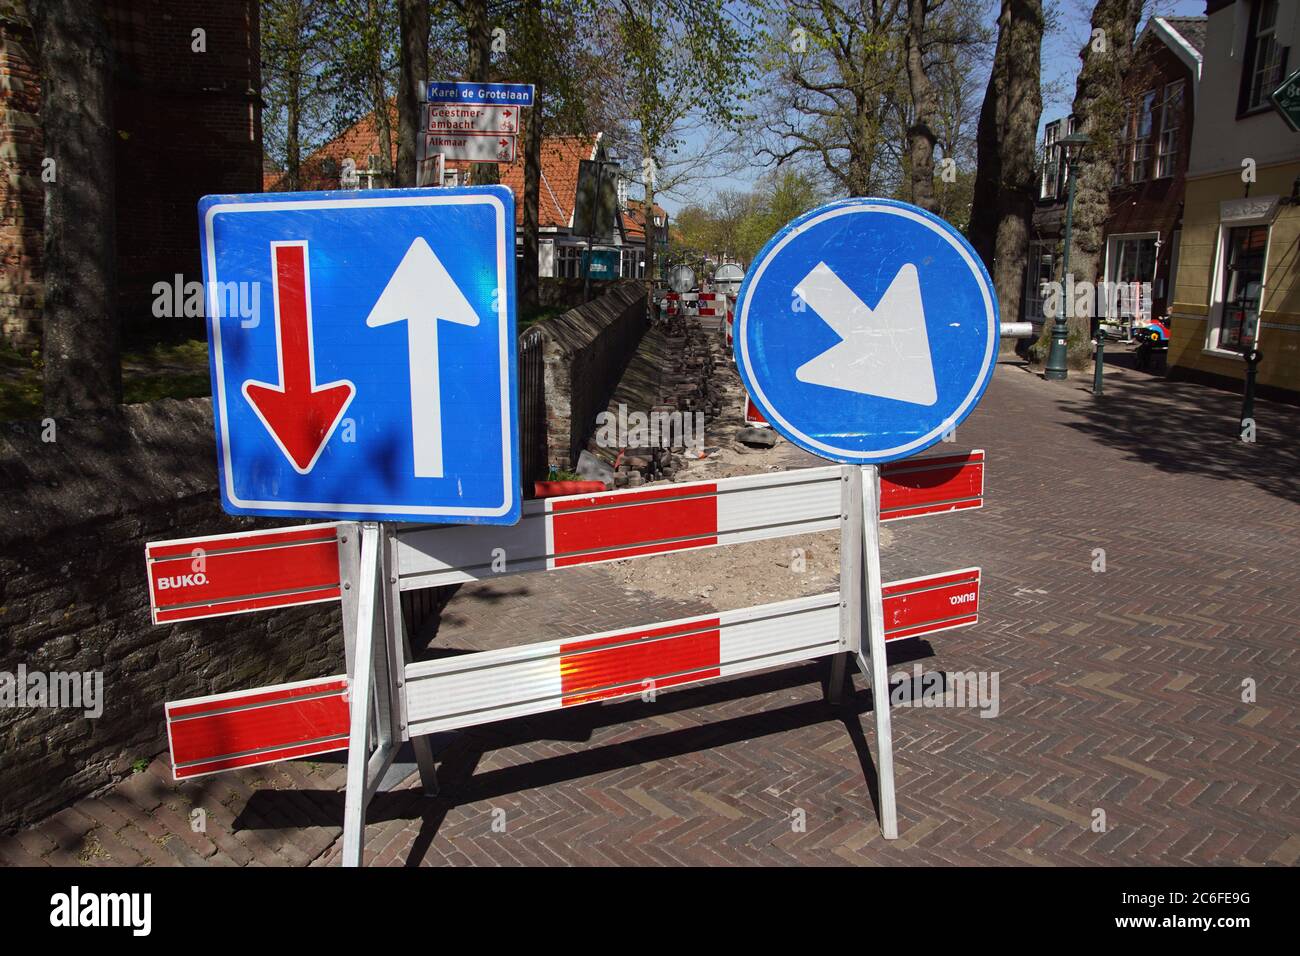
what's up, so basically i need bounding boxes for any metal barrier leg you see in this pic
[342,523,382,867]
[826,652,849,705]
[854,466,899,839]
[382,530,440,799]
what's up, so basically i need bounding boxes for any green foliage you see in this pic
[669,167,826,267]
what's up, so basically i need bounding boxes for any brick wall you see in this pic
[0,0,262,349]
[0,398,344,830]
[534,282,648,469]
[0,2,43,344]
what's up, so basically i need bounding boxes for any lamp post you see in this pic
[1045,132,1091,382]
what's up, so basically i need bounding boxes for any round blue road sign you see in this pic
[733,198,998,464]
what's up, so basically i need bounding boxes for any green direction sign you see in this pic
[583,249,620,280]
[1270,69,1300,133]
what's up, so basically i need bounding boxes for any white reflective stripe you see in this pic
[715,592,841,677]
[395,465,842,590]
[403,592,841,736]
[404,646,564,734]
[715,466,839,541]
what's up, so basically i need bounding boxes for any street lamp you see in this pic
[1045,131,1091,382]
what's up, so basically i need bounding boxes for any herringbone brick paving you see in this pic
[3,354,1297,866]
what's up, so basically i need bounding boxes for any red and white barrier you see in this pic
[165,675,350,779]
[145,523,345,624]
[394,454,983,590]
[404,567,979,736]
[146,454,991,864]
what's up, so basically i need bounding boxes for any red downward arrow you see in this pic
[242,242,355,474]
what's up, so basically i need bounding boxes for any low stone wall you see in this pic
[534,282,649,470]
[0,399,344,830]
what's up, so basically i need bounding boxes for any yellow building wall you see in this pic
[1168,161,1300,394]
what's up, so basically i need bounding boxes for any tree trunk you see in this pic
[396,0,428,188]
[1064,0,1143,350]
[32,0,122,415]
[969,0,1043,329]
[466,0,497,186]
[286,27,301,191]
[904,0,939,212]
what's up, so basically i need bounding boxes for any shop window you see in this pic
[1213,226,1268,352]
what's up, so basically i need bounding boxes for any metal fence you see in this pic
[518,325,546,494]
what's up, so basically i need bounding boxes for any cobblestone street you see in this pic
[4,355,1297,867]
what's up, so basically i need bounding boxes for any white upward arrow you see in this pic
[366,236,480,478]
[794,261,937,406]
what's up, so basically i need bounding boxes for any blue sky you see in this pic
[657,0,1208,216]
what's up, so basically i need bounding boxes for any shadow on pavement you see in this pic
[1049,371,1300,504]
[235,641,939,863]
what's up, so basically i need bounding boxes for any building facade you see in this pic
[1168,0,1300,397]
[1102,16,1204,337]
[0,0,263,347]
[270,114,663,282]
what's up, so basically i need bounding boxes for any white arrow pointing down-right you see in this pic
[794,261,938,406]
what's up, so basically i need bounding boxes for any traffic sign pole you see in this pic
[341,522,398,868]
[858,465,898,839]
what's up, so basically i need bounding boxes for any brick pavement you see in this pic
[3,351,1297,866]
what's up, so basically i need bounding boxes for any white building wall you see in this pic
[1187,1,1300,178]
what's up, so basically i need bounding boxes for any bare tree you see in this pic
[605,0,754,289]
[904,0,939,211]
[756,0,906,197]
[968,0,1044,328]
[262,0,332,190]
[31,0,121,414]
[396,0,429,187]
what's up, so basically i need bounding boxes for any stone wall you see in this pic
[533,281,648,470]
[0,398,344,830]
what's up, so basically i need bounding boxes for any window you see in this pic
[1105,235,1158,335]
[1155,81,1184,178]
[620,247,645,279]
[1041,120,1062,199]
[1113,114,1129,186]
[1244,0,1290,112]
[555,244,584,278]
[1129,91,1156,183]
[1023,240,1057,324]
[1214,226,1268,352]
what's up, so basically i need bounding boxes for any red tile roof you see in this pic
[622,198,668,243]
[265,105,600,229]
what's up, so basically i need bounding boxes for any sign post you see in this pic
[733,196,999,837]
[146,194,998,864]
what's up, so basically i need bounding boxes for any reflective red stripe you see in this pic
[146,525,341,623]
[550,483,719,566]
[167,677,349,779]
[882,569,980,641]
[560,619,721,706]
[880,451,984,520]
